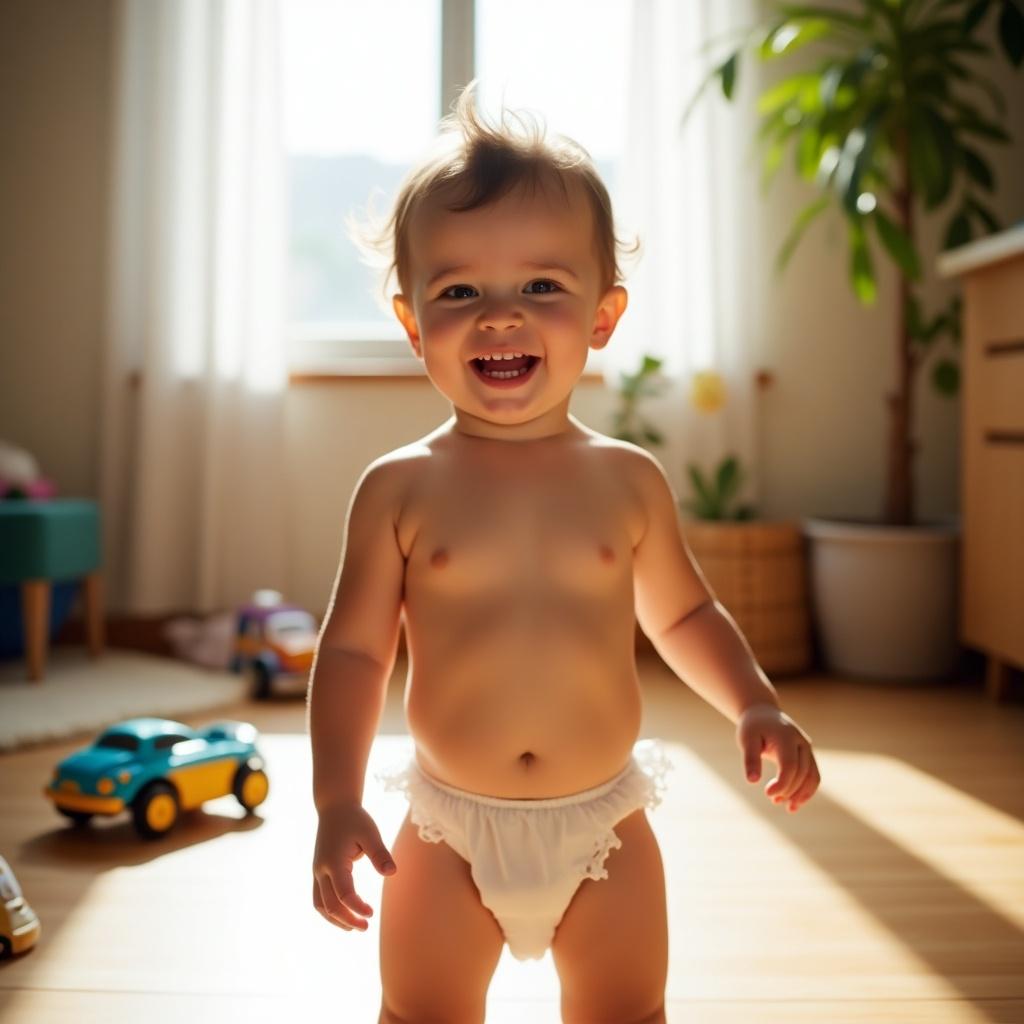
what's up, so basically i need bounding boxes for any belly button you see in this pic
[430,548,449,568]
[519,751,536,767]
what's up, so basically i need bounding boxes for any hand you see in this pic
[736,703,820,813]
[313,802,397,931]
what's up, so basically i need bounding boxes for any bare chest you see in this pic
[396,448,644,598]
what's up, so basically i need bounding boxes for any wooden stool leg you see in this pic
[21,579,51,683]
[82,571,105,657]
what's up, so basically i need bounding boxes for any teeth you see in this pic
[478,352,525,361]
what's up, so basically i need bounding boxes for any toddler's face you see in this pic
[392,180,626,433]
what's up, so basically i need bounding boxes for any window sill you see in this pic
[288,356,610,383]
[288,362,610,383]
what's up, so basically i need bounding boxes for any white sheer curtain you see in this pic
[608,0,766,510]
[100,0,290,614]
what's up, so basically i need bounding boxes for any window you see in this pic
[97,733,140,752]
[282,0,631,373]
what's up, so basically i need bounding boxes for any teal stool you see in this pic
[0,499,105,681]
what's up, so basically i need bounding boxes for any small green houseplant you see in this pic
[687,0,1022,526]
[611,358,758,520]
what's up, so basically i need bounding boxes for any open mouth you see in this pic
[469,354,541,387]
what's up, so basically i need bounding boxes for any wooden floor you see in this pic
[1,653,1022,1023]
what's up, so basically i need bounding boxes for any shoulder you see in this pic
[351,444,430,515]
[583,433,674,496]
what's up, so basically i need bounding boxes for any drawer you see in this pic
[962,443,1024,662]
[976,341,1024,433]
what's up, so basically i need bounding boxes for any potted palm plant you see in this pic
[686,0,1022,680]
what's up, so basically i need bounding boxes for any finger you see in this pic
[787,763,821,812]
[767,744,805,801]
[320,871,370,931]
[742,737,764,783]
[363,838,398,877]
[777,744,809,801]
[314,876,353,931]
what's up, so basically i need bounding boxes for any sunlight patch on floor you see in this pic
[820,750,1024,927]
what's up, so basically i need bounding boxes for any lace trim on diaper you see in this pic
[582,831,624,881]
[580,740,674,882]
[376,763,450,844]
[633,739,674,810]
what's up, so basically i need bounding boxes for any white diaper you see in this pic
[377,740,672,960]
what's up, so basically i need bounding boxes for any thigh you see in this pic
[551,808,668,1024]
[379,810,504,1024]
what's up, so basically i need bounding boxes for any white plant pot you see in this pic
[803,517,961,681]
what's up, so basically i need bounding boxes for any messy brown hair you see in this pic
[348,80,639,309]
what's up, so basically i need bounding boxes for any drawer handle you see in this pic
[985,431,1024,445]
[985,339,1024,357]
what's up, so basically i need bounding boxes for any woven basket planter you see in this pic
[682,520,812,678]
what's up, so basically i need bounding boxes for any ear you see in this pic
[393,294,422,358]
[589,286,628,351]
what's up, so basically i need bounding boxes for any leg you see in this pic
[21,579,50,682]
[379,811,504,1024]
[551,808,668,1024]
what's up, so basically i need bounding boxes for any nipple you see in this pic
[598,544,615,563]
[430,548,449,569]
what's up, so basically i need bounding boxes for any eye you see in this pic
[525,279,562,295]
[439,284,477,300]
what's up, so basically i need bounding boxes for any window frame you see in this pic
[286,0,608,379]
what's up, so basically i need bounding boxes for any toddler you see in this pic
[308,83,820,1024]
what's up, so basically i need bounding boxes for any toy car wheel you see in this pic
[132,781,180,839]
[233,761,269,812]
[248,661,272,701]
[0,936,11,960]
[57,808,94,827]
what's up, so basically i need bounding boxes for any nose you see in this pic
[477,303,523,332]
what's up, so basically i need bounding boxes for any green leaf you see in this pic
[775,195,831,272]
[999,0,1024,65]
[849,217,877,305]
[716,457,741,504]
[961,146,995,190]
[719,53,739,99]
[757,73,817,116]
[964,0,992,34]
[944,209,972,249]
[966,195,1002,234]
[776,5,869,31]
[932,359,961,395]
[642,427,665,446]
[796,125,823,180]
[951,99,1012,142]
[908,105,955,209]
[836,105,885,214]
[874,209,921,279]
[761,18,832,59]
[687,465,718,516]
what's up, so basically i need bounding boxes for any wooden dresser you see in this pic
[939,225,1024,699]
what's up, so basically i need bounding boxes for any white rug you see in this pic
[0,648,248,752]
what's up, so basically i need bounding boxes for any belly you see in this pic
[402,604,643,798]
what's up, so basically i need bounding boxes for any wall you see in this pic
[1,0,1022,615]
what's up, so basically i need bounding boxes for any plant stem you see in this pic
[887,128,917,526]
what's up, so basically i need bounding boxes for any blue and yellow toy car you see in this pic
[44,718,269,839]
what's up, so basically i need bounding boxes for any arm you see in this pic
[630,450,820,812]
[630,451,779,726]
[307,456,407,929]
